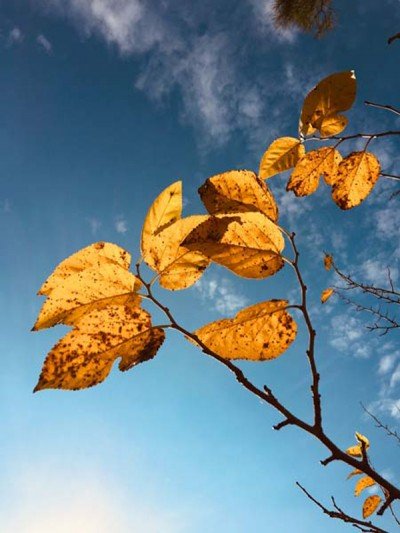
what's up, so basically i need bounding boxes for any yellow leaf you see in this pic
[183,212,285,279]
[346,444,363,457]
[38,242,131,296]
[332,151,381,210]
[259,137,305,179]
[321,288,334,303]
[299,71,356,136]
[34,245,141,330]
[148,215,210,290]
[355,476,376,497]
[324,254,333,271]
[319,114,348,138]
[362,495,381,518]
[141,181,182,265]
[286,147,342,196]
[199,170,278,222]
[194,300,297,360]
[347,469,363,480]
[355,432,370,448]
[34,303,165,391]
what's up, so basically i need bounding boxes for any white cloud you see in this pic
[115,216,128,233]
[374,205,400,241]
[360,258,398,287]
[8,27,24,46]
[37,34,53,53]
[88,216,101,235]
[390,364,400,389]
[368,398,400,420]
[329,313,371,358]
[379,354,397,375]
[195,273,248,315]
[248,0,298,43]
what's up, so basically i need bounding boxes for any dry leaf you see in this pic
[362,495,381,518]
[332,151,381,210]
[324,254,333,271]
[194,300,297,360]
[259,137,305,179]
[299,71,356,136]
[321,288,334,303]
[355,476,376,497]
[183,212,285,279]
[286,147,342,196]
[319,114,348,138]
[199,170,278,222]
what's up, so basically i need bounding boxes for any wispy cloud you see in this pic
[7,27,24,46]
[87,216,102,235]
[329,312,373,358]
[37,34,53,53]
[194,273,248,315]
[115,216,128,234]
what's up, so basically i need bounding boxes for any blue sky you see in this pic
[1,0,400,531]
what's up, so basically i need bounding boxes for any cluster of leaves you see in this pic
[273,0,335,37]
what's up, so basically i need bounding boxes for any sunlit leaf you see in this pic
[319,114,348,138]
[34,303,165,391]
[194,300,297,360]
[362,495,381,518]
[324,254,333,271]
[199,170,278,222]
[141,181,182,265]
[183,212,285,279]
[299,71,356,136]
[347,469,363,480]
[321,288,334,303]
[355,476,376,497]
[332,151,381,209]
[355,432,370,448]
[286,147,342,196]
[259,137,305,179]
[346,445,363,457]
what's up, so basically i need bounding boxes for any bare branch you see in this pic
[388,33,400,45]
[361,402,400,446]
[365,101,400,117]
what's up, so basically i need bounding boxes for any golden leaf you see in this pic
[183,212,285,279]
[332,152,381,210]
[362,495,381,519]
[320,114,348,138]
[346,445,363,457]
[286,147,342,196]
[194,300,297,360]
[299,71,356,136]
[355,432,370,448]
[347,469,363,480]
[34,303,165,391]
[259,137,305,179]
[355,476,376,497]
[148,215,210,290]
[34,244,141,330]
[324,254,333,271]
[141,181,182,265]
[321,288,334,303]
[199,170,278,222]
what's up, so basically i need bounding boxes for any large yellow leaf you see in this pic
[38,242,132,296]
[183,212,285,279]
[355,476,376,497]
[331,152,381,210]
[286,147,342,196]
[299,71,356,136]
[141,181,182,264]
[34,304,165,391]
[259,137,305,179]
[148,215,210,290]
[362,495,381,518]
[319,114,348,138]
[199,170,278,222]
[194,300,297,360]
[34,244,141,330]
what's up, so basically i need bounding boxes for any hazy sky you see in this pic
[1,1,400,531]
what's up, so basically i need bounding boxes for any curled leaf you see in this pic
[362,495,381,518]
[194,300,297,361]
[259,137,305,179]
[355,432,370,448]
[355,476,376,497]
[324,254,333,271]
[321,288,334,304]
[347,469,363,480]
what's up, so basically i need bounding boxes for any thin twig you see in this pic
[365,101,400,117]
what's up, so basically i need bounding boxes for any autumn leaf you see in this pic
[286,147,342,196]
[299,71,356,136]
[347,469,363,480]
[355,476,376,497]
[347,433,370,457]
[319,114,348,138]
[183,212,285,279]
[33,243,141,330]
[355,432,370,448]
[194,300,297,360]
[34,303,165,391]
[321,288,334,303]
[324,254,333,271]
[332,151,381,210]
[259,137,305,179]
[141,181,182,266]
[362,495,381,518]
[199,170,278,222]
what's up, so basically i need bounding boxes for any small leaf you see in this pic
[324,254,333,271]
[355,432,370,448]
[259,137,305,179]
[332,152,381,210]
[199,170,278,222]
[319,114,348,138]
[355,476,376,497]
[34,303,165,391]
[347,469,363,480]
[362,495,381,518]
[287,147,342,196]
[321,288,334,303]
[346,444,363,457]
[183,212,285,279]
[299,71,356,136]
[194,300,297,361]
